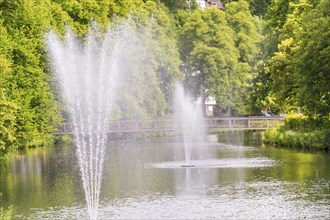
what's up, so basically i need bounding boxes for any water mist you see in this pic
[174,82,207,166]
[45,23,130,219]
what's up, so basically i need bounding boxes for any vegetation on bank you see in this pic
[0,0,329,157]
[0,206,12,220]
[264,114,330,151]
[0,194,12,220]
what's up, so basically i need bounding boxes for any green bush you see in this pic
[54,134,73,147]
[283,113,307,131]
[264,113,330,151]
[264,128,330,151]
[283,113,330,131]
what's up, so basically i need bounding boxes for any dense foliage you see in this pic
[177,0,260,115]
[0,0,181,156]
[256,0,329,150]
[0,0,62,154]
[0,0,329,156]
[265,114,330,151]
[254,0,330,115]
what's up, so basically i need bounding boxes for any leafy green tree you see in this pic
[227,1,262,115]
[252,0,300,114]
[52,0,145,36]
[265,0,298,31]
[252,0,329,117]
[249,0,272,17]
[264,0,298,56]
[0,0,62,148]
[246,15,279,114]
[158,0,189,12]
[266,1,311,113]
[0,15,16,157]
[0,90,17,158]
[0,0,184,158]
[225,0,261,67]
[178,8,237,113]
[221,0,272,17]
[295,0,330,115]
[113,1,182,119]
[51,0,181,119]
[0,54,18,157]
[178,3,259,115]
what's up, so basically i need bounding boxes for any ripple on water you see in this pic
[24,180,330,220]
[149,157,276,169]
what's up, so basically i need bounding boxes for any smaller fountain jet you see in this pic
[174,82,207,167]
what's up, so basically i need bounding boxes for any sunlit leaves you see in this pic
[178,2,260,114]
[262,0,329,115]
[296,0,330,115]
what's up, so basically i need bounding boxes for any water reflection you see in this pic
[0,132,329,219]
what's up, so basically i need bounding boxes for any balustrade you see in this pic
[53,117,284,135]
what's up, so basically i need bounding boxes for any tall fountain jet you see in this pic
[45,24,128,219]
[174,82,207,167]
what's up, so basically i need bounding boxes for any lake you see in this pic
[0,131,329,219]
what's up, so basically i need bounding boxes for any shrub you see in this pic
[264,128,330,151]
[0,194,13,220]
[283,113,330,131]
[283,113,307,131]
[265,113,330,150]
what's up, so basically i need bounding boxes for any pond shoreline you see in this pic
[264,128,330,152]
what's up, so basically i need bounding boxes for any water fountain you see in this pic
[44,20,276,220]
[173,82,207,167]
[45,23,130,219]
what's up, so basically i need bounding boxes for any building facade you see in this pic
[195,0,224,10]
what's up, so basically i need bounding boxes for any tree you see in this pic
[0,23,18,155]
[225,0,261,114]
[178,3,260,115]
[158,0,198,12]
[249,0,272,17]
[52,0,145,36]
[0,88,17,158]
[112,1,182,119]
[295,0,330,115]
[264,0,298,57]
[252,0,301,114]
[252,0,330,117]
[225,0,260,64]
[178,7,238,113]
[221,0,272,17]
[0,0,62,148]
[266,1,312,113]
[0,0,185,159]
[0,16,16,157]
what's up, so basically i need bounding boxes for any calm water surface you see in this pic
[0,131,329,219]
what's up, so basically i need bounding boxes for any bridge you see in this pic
[53,117,284,135]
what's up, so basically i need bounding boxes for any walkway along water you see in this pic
[53,116,284,135]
